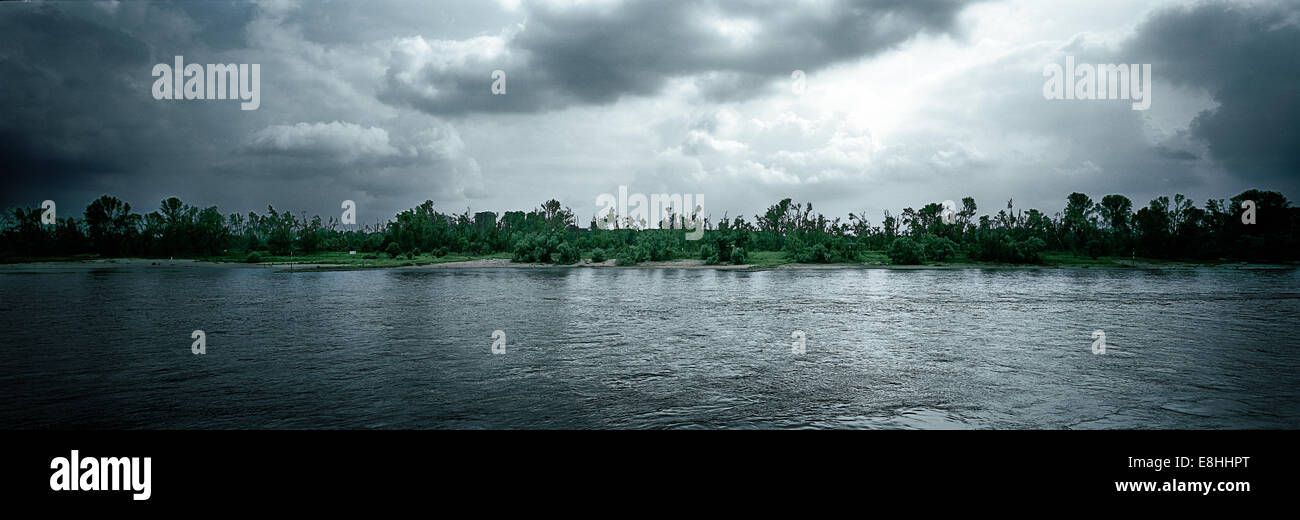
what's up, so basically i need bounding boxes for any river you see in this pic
[1,264,1297,429]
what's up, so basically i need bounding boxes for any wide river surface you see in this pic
[1,264,1297,429]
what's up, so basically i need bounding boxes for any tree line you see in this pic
[1,189,1295,265]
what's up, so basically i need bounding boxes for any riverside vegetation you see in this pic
[2,190,1296,268]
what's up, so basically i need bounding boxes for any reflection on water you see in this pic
[1,265,1297,429]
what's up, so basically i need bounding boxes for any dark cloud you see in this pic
[3,0,1297,228]
[1153,145,1199,162]
[0,1,479,219]
[302,0,515,44]
[1125,0,1300,185]
[378,0,978,115]
[0,4,160,203]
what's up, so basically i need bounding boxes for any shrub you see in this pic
[922,236,957,262]
[362,233,385,252]
[702,242,721,265]
[699,243,717,261]
[887,237,926,265]
[782,235,806,258]
[512,233,561,263]
[974,234,1046,264]
[634,232,674,261]
[555,243,581,264]
[616,246,643,266]
[730,246,747,264]
[1020,237,1047,263]
[796,243,830,263]
[1084,238,1106,259]
[385,242,402,258]
[717,243,733,264]
[590,248,607,263]
[244,252,262,263]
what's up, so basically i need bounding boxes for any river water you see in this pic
[1,264,1297,429]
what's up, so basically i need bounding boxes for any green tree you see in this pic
[887,237,925,265]
[83,195,139,256]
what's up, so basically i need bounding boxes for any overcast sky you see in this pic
[1,0,1296,225]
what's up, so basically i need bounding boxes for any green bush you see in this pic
[634,231,675,261]
[922,236,957,262]
[616,246,643,266]
[782,235,806,258]
[555,243,581,264]
[512,233,563,263]
[590,248,607,263]
[385,242,402,258]
[244,252,262,263]
[730,246,747,264]
[363,233,385,253]
[1021,237,1048,263]
[1084,238,1106,259]
[973,234,1046,263]
[795,243,831,263]
[888,237,926,265]
[702,243,720,265]
[786,236,855,263]
[699,243,717,261]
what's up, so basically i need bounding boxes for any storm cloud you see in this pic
[1124,1,1300,185]
[377,0,979,115]
[0,0,1296,226]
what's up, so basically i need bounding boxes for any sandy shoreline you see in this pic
[1,257,1293,272]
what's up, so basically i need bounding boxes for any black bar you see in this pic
[4,430,1291,508]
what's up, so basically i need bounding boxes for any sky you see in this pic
[1,0,1296,226]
